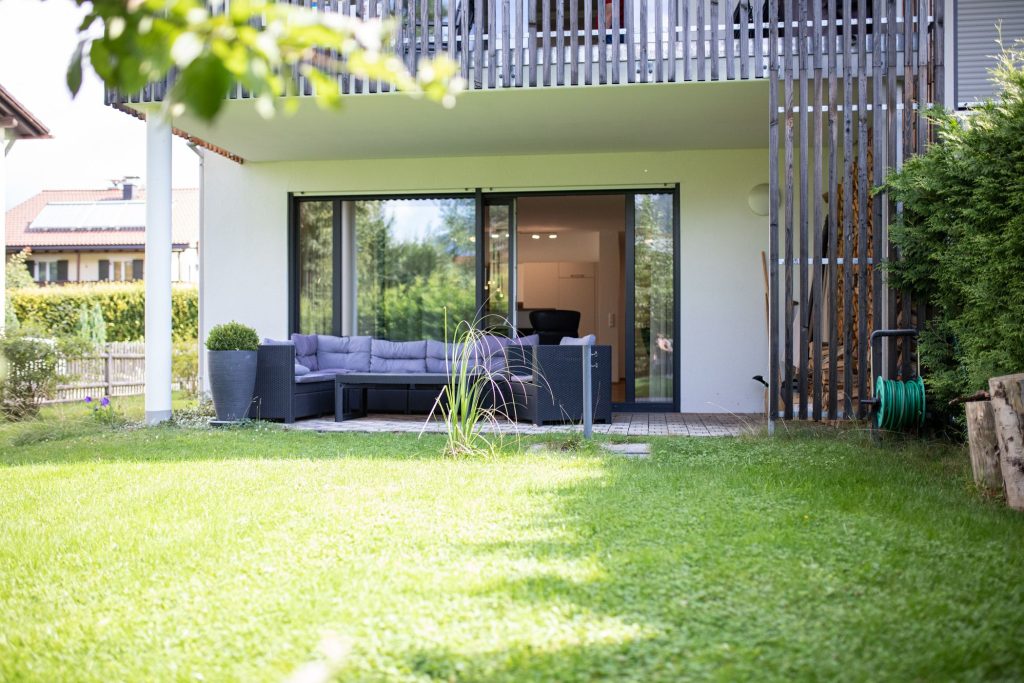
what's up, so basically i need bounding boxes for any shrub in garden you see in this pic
[5,248,36,330]
[172,338,200,397]
[8,282,198,341]
[205,322,259,351]
[882,44,1024,413]
[76,302,108,349]
[0,334,61,420]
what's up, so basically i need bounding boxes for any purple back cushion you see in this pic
[290,333,318,370]
[510,333,540,347]
[474,334,511,373]
[370,339,427,373]
[316,335,372,372]
[425,340,467,374]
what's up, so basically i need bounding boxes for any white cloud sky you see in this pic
[1,0,199,208]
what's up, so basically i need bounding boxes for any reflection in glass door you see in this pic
[627,192,676,407]
[481,199,516,333]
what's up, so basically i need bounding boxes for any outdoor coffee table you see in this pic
[334,373,452,422]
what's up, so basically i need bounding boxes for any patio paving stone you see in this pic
[286,412,763,437]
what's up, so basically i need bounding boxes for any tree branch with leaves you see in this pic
[68,0,464,122]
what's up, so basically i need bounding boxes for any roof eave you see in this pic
[0,84,51,140]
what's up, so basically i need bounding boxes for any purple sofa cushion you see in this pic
[316,335,372,372]
[425,340,468,374]
[294,363,310,376]
[509,333,540,347]
[474,334,511,373]
[370,339,427,373]
[290,333,319,371]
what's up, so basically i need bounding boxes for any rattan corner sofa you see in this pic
[248,333,612,425]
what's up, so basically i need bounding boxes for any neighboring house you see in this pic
[5,186,199,284]
[2,83,49,330]
[955,0,1024,107]
[107,0,1018,422]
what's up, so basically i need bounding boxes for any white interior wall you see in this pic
[201,148,769,413]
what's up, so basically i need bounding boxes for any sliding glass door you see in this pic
[623,191,679,410]
[479,196,516,333]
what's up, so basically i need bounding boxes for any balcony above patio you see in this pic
[107,0,929,104]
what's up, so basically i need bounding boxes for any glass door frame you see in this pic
[476,191,518,331]
[477,186,680,413]
[619,187,681,413]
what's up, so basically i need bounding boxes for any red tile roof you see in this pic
[5,188,198,251]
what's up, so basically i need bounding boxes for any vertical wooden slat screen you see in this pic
[841,0,854,420]
[826,0,839,419]
[697,0,706,80]
[529,0,539,86]
[474,0,484,87]
[611,0,621,83]
[885,0,897,380]
[682,0,691,81]
[487,0,497,87]
[724,0,735,80]
[640,0,650,83]
[767,0,939,422]
[871,0,885,396]
[668,0,678,81]
[542,0,552,85]
[503,0,513,86]
[710,0,720,81]
[783,0,795,420]
[899,0,913,378]
[752,0,764,77]
[811,0,824,421]
[656,0,665,82]
[626,0,636,83]
[584,0,594,84]
[768,0,781,423]
[856,0,869,417]
[460,0,471,81]
[739,0,749,79]
[556,0,565,85]
[570,0,580,85]
[797,0,809,419]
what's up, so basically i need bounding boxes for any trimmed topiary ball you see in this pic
[206,322,259,352]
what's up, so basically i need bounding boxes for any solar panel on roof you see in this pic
[28,201,146,231]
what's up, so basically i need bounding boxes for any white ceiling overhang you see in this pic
[129,80,768,163]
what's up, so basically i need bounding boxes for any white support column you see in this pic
[1,132,8,333]
[145,115,173,424]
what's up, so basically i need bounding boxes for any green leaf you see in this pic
[66,40,86,96]
[175,53,232,120]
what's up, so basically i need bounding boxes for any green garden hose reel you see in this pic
[861,329,927,431]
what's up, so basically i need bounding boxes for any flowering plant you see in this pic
[84,395,121,426]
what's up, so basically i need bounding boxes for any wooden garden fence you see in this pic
[53,341,146,403]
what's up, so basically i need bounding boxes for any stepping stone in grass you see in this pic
[602,443,651,458]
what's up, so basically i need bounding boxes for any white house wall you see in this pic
[201,148,769,413]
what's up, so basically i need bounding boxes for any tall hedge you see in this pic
[8,282,198,341]
[883,46,1024,411]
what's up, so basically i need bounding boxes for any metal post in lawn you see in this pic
[582,346,593,439]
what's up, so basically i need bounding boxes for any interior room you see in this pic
[515,194,627,402]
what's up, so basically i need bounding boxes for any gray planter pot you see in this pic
[207,350,258,422]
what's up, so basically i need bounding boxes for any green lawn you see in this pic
[1,402,1023,681]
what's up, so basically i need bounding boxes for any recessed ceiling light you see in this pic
[548,234,557,239]
[531,234,540,240]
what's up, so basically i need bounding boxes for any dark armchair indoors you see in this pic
[528,309,581,345]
